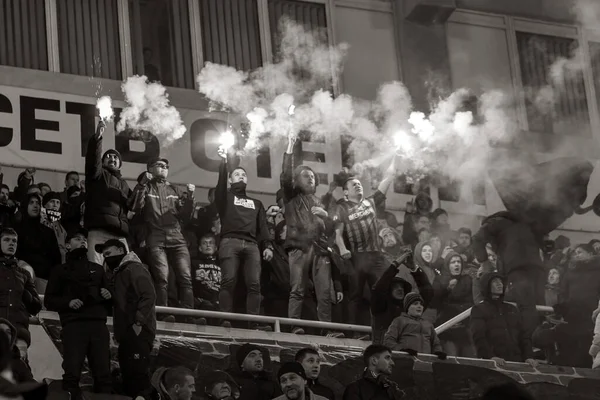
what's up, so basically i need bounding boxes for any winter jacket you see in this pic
[544,284,560,307]
[15,214,61,280]
[280,153,335,252]
[0,257,41,343]
[111,252,156,342]
[40,214,67,263]
[60,192,84,234]
[128,178,193,248]
[226,369,281,400]
[371,260,433,345]
[306,379,334,400]
[191,253,221,305]
[273,389,328,400]
[383,312,442,354]
[44,248,111,326]
[84,133,131,236]
[261,241,290,300]
[470,273,533,362]
[559,256,600,322]
[343,369,404,400]
[0,318,34,383]
[215,160,271,248]
[433,252,473,325]
[472,211,545,276]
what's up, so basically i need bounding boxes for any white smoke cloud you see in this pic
[117,75,186,145]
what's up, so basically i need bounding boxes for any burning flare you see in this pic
[96,96,114,122]
[219,130,235,150]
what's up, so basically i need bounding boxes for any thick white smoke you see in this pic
[117,75,186,145]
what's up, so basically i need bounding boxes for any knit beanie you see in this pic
[235,343,263,368]
[42,191,61,207]
[277,362,307,382]
[403,292,424,312]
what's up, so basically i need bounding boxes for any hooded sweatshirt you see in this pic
[215,160,271,248]
[470,273,533,362]
[433,251,473,325]
[150,367,172,400]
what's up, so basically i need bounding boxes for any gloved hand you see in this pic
[434,351,447,360]
[400,348,418,356]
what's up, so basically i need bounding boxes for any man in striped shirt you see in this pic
[334,172,394,330]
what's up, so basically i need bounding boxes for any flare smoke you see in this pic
[117,76,186,145]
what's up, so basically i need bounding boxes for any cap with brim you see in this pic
[94,239,127,254]
[66,228,88,242]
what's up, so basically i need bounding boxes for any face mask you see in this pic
[230,182,247,191]
[105,254,125,270]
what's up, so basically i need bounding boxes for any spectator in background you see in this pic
[379,227,404,264]
[44,228,112,399]
[281,135,340,336]
[262,221,290,320]
[97,239,156,398]
[191,233,221,325]
[128,157,195,322]
[456,227,474,263]
[61,174,85,235]
[545,268,561,307]
[60,171,80,203]
[15,193,61,293]
[417,228,431,245]
[0,184,16,229]
[189,187,218,254]
[149,366,196,400]
[294,348,334,400]
[85,120,131,265]
[430,208,450,238]
[41,192,67,263]
[38,183,51,198]
[0,228,42,364]
[201,370,239,400]
[589,239,600,255]
[0,319,33,383]
[274,362,328,400]
[215,148,273,330]
[383,293,445,359]
[227,343,281,400]
[334,172,393,334]
[143,47,161,83]
[413,240,439,324]
[402,193,433,248]
[12,168,36,206]
[371,250,433,345]
[470,273,537,368]
[343,345,403,400]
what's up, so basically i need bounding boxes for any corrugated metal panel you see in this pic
[57,0,122,79]
[198,0,262,71]
[0,0,48,70]
[168,0,194,88]
[516,31,589,135]
[589,41,600,115]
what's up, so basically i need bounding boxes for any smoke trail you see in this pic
[117,75,186,145]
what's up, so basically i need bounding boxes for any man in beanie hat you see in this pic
[280,134,341,336]
[129,156,195,322]
[273,362,328,400]
[44,228,112,399]
[85,119,131,265]
[202,370,239,400]
[227,343,280,400]
[41,191,68,263]
[383,292,445,358]
[14,193,61,293]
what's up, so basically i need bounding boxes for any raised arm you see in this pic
[215,156,228,217]
[280,136,297,202]
[85,121,105,181]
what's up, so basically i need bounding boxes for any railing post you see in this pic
[274,319,281,333]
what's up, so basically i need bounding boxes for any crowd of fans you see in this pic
[1,121,600,399]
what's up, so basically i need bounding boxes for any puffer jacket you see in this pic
[280,153,335,251]
[226,369,281,400]
[371,260,433,345]
[128,178,192,247]
[15,210,62,280]
[470,273,533,362]
[472,211,545,276]
[433,252,473,324]
[343,369,404,400]
[111,252,156,342]
[0,257,41,342]
[44,248,111,326]
[84,133,131,236]
[383,312,442,354]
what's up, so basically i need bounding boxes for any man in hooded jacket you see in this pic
[201,370,239,400]
[85,120,131,265]
[96,239,156,398]
[370,249,433,345]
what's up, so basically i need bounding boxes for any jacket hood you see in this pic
[203,370,239,397]
[413,241,432,269]
[442,251,463,276]
[414,192,433,213]
[0,319,17,349]
[151,367,171,400]
[389,276,413,299]
[480,272,504,301]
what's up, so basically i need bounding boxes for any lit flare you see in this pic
[96,96,114,122]
[219,130,235,150]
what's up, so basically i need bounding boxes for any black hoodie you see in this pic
[370,260,434,345]
[44,248,111,326]
[215,160,271,248]
[470,273,533,362]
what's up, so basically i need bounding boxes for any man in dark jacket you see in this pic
[215,148,272,330]
[470,273,538,367]
[343,345,403,400]
[0,184,16,229]
[15,193,61,293]
[129,157,194,321]
[96,239,156,398]
[371,250,433,345]
[262,221,291,319]
[281,135,338,335]
[85,120,131,265]
[0,228,42,362]
[44,228,112,398]
[294,348,334,400]
[227,343,281,400]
